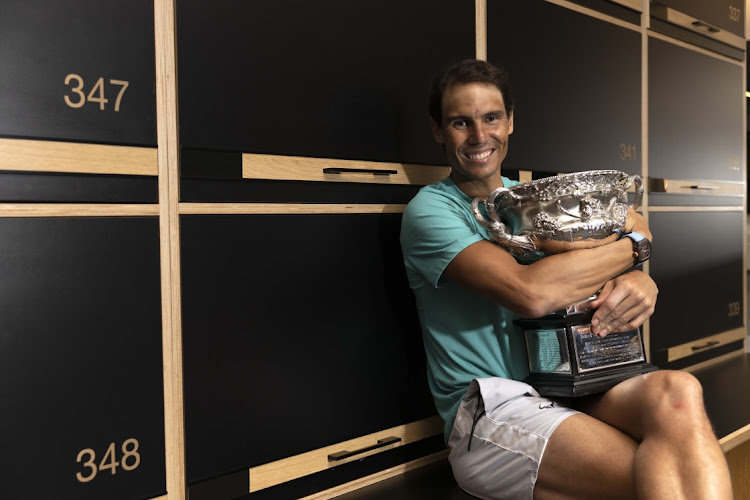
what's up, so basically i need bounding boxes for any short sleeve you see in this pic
[400,188,485,288]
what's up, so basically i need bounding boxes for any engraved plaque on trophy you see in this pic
[472,171,657,397]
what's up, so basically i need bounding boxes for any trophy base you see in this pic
[525,361,659,398]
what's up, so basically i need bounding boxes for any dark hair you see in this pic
[428,59,514,126]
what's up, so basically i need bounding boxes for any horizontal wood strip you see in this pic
[0,138,157,176]
[648,206,743,212]
[650,4,745,50]
[609,0,641,11]
[667,328,746,363]
[0,204,159,217]
[720,423,750,452]
[648,178,744,197]
[300,449,450,500]
[683,349,746,375]
[179,203,406,215]
[242,153,450,186]
[648,30,744,67]
[546,0,640,32]
[249,415,443,493]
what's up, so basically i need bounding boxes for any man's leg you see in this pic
[535,370,732,500]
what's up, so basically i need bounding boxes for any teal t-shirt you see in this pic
[400,176,530,442]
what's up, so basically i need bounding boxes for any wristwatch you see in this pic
[620,231,651,265]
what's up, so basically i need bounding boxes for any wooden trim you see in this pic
[299,450,449,500]
[650,4,745,50]
[683,349,745,374]
[249,416,444,493]
[648,206,743,212]
[0,138,157,176]
[475,0,487,60]
[667,328,746,363]
[545,0,641,32]
[720,422,750,452]
[610,0,642,12]
[154,1,186,499]
[725,439,750,500]
[0,204,159,217]
[179,203,406,215]
[648,30,744,67]
[150,496,168,500]
[242,153,450,186]
[648,178,744,197]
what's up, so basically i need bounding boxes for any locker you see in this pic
[0,217,165,499]
[487,0,641,175]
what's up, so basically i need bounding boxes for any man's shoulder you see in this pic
[406,178,466,213]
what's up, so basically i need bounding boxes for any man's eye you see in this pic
[452,120,467,129]
[486,115,499,123]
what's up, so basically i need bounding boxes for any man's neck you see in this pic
[450,172,505,199]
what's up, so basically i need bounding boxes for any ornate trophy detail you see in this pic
[470,170,655,397]
[471,170,643,262]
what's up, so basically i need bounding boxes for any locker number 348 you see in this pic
[76,438,140,483]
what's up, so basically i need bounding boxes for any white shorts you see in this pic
[448,378,580,500]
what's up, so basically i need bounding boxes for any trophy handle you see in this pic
[471,196,494,228]
[629,174,643,211]
[471,196,537,253]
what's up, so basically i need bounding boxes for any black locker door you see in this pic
[0,0,156,146]
[649,37,743,183]
[176,0,475,167]
[180,213,435,483]
[487,0,641,175]
[648,211,744,363]
[0,217,166,499]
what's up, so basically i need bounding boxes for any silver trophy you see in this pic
[471,170,656,397]
[471,170,643,263]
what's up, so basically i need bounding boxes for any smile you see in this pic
[465,149,494,161]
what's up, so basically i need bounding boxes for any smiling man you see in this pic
[400,59,731,500]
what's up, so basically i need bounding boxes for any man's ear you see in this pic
[432,120,444,144]
[508,112,514,135]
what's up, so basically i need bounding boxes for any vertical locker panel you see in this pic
[487,0,641,175]
[648,211,743,357]
[0,218,165,499]
[0,0,156,146]
[649,37,743,183]
[180,214,435,483]
[176,0,474,167]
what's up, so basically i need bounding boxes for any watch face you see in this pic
[637,239,651,261]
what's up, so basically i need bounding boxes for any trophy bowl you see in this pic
[472,170,643,262]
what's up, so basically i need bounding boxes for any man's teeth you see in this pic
[466,150,493,160]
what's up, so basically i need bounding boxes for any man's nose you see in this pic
[469,123,488,143]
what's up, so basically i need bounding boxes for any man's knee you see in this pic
[640,370,707,427]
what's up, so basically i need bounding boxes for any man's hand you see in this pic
[588,270,658,337]
[623,207,652,240]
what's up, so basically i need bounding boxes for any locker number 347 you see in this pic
[64,74,130,112]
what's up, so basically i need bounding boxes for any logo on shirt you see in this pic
[538,401,555,410]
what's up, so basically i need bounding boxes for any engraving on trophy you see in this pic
[571,324,645,373]
[525,328,571,374]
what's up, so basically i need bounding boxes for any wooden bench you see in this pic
[332,352,750,500]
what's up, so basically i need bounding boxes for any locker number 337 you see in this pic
[76,438,140,483]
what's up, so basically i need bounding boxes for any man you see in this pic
[400,59,731,499]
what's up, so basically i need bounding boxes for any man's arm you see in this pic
[444,236,636,317]
[444,209,656,333]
